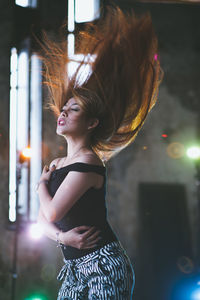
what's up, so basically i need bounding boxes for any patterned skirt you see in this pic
[57,241,135,300]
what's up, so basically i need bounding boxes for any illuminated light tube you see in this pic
[68,0,75,32]
[75,0,100,23]
[9,48,18,222]
[30,54,42,221]
[68,33,75,56]
[17,49,29,218]
[15,0,37,8]
[9,47,30,222]
[15,0,29,7]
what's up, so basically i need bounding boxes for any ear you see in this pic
[88,118,99,130]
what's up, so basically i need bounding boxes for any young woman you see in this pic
[37,6,164,300]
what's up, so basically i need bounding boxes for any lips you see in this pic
[57,117,66,126]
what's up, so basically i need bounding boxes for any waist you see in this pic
[60,223,118,260]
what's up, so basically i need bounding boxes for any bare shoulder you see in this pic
[67,153,104,189]
[77,153,105,189]
[78,152,104,167]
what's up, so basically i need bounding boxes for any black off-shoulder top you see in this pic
[47,162,117,259]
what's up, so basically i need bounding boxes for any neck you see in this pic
[65,136,91,159]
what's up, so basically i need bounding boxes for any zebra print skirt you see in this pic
[57,241,135,300]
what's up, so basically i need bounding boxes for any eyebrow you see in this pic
[62,102,79,109]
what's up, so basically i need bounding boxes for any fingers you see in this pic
[82,236,102,249]
[88,235,102,245]
[85,230,101,242]
[72,226,102,250]
[75,225,93,232]
[44,164,56,172]
[81,227,98,239]
[81,228,102,249]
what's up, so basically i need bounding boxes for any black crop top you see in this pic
[47,162,117,259]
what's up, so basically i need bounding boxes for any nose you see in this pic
[61,110,68,117]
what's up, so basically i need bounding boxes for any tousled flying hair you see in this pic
[38,6,164,161]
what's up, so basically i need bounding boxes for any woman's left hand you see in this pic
[60,226,102,249]
[39,164,56,182]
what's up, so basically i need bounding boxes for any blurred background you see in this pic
[0,0,200,299]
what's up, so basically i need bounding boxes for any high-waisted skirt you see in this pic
[57,241,135,300]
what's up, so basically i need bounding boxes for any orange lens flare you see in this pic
[22,147,32,158]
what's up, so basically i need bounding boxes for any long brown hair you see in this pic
[39,6,164,162]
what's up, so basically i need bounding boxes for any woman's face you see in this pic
[56,97,90,138]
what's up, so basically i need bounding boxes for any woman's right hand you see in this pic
[60,226,102,250]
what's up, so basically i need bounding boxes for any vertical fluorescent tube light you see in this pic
[15,0,37,7]
[68,0,75,32]
[9,48,18,222]
[68,0,75,57]
[30,0,37,8]
[15,0,29,7]
[75,0,100,23]
[17,49,29,218]
[68,33,75,56]
[30,54,42,221]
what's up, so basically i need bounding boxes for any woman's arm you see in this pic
[37,206,61,242]
[38,165,97,222]
[37,206,101,249]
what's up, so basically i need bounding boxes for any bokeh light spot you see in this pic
[186,146,200,160]
[191,288,200,300]
[24,294,47,300]
[177,256,194,274]
[166,142,185,159]
[22,146,32,158]
[28,223,44,240]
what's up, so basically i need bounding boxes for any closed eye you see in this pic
[60,108,79,112]
[60,104,80,113]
